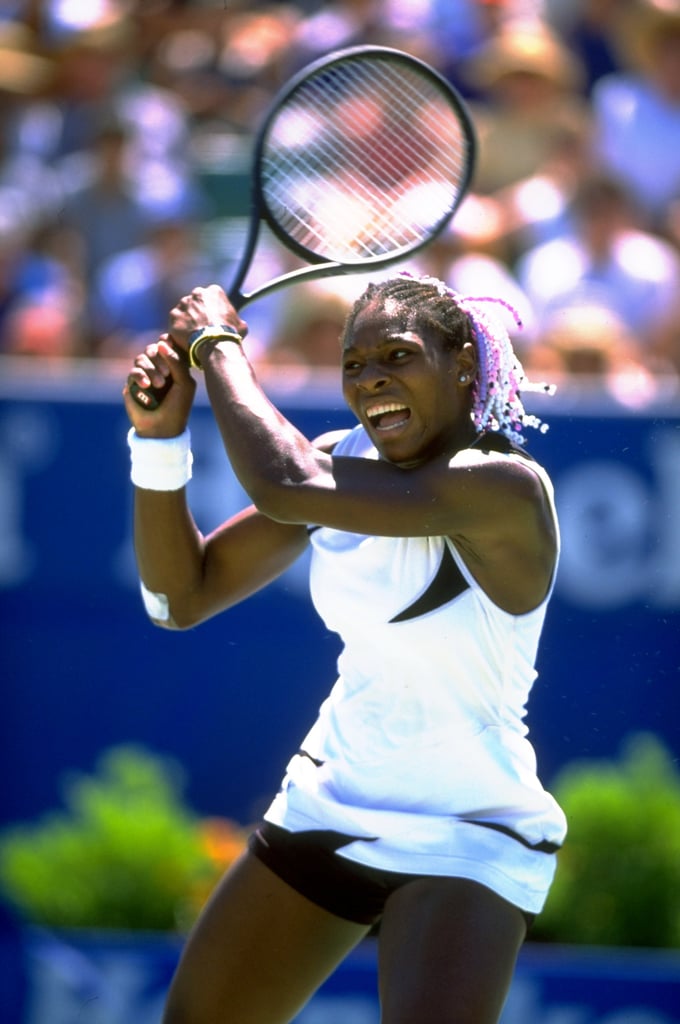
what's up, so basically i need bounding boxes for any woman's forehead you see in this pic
[349,297,411,336]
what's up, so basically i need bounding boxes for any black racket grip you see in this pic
[129,375,174,411]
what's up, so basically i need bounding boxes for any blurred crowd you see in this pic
[1,0,679,402]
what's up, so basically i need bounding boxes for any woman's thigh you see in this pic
[163,849,369,1024]
[377,876,528,1024]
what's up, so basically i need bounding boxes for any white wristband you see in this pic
[127,428,193,491]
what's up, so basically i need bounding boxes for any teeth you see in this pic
[367,403,407,420]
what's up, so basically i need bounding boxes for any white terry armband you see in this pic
[140,581,171,622]
[128,428,193,491]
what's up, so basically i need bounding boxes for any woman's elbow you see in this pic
[249,480,306,524]
[139,582,200,631]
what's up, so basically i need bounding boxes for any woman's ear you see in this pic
[455,341,477,385]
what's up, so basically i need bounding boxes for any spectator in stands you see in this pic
[90,210,216,359]
[0,202,82,358]
[590,0,680,233]
[0,21,61,229]
[38,11,139,165]
[521,301,674,407]
[58,115,153,290]
[516,173,680,368]
[461,18,591,197]
[545,0,627,95]
[448,17,594,265]
[289,0,385,69]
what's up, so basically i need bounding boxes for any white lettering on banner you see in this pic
[0,408,59,586]
[649,429,680,605]
[20,934,680,1024]
[502,976,587,1023]
[25,948,168,1024]
[555,428,680,610]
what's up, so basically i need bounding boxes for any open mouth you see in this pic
[366,402,411,432]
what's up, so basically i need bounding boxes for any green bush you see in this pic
[531,732,680,948]
[0,745,235,932]
[4,736,678,945]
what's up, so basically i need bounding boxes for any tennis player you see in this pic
[124,274,567,1024]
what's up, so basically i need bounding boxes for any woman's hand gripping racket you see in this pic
[130,44,476,409]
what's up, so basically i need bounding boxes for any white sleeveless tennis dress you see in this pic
[265,425,567,913]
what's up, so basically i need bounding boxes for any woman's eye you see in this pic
[389,348,410,361]
[343,360,361,373]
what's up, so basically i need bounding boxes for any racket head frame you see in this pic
[228,44,477,309]
[129,46,477,407]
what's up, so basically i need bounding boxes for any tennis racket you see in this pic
[131,44,476,409]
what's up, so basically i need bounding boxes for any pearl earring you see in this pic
[458,374,468,383]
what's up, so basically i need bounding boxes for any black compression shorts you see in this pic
[248,821,535,929]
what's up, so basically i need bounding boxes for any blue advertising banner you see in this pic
[0,366,678,829]
[15,929,680,1024]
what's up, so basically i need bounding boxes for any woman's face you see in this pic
[341,299,476,467]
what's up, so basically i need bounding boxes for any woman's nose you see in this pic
[356,364,389,391]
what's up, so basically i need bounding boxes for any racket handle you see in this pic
[129,376,174,410]
[129,339,191,409]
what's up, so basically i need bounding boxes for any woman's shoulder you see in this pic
[464,431,536,463]
[448,432,552,496]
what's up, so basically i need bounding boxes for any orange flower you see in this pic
[199,818,248,868]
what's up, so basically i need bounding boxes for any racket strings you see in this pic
[267,152,453,251]
[293,65,466,183]
[261,57,471,262]
[268,130,457,257]
[267,81,463,244]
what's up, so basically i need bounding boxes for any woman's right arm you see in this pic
[134,491,309,630]
[123,336,309,630]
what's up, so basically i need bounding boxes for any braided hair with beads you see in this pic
[341,273,554,446]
